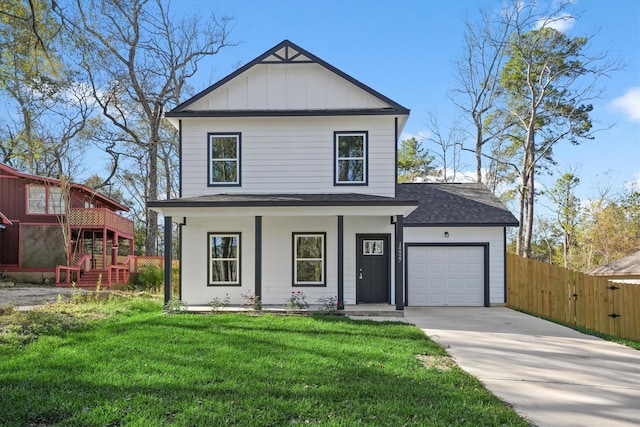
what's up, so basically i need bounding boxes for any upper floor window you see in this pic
[208,133,240,186]
[334,131,367,185]
[27,185,66,214]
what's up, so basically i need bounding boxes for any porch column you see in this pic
[102,225,107,269]
[111,232,119,266]
[255,216,262,299]
[163,216,172,305]
[394,215,404,310]
[337,216,344,308]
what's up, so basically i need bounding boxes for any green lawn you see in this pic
[0,297,528,426]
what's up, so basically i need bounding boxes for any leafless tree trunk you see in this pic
[425,113,464,182]
[68,0,233,255]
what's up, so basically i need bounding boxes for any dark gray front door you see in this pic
[356,234,390,303]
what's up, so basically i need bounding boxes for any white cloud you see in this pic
[610,87,640,123]
[399,130,431,141]
[624,173,640,191]
[536,13,576,32]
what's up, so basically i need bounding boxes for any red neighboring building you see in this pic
[0,163,134,285]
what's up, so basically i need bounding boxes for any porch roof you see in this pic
[148,193,418,218]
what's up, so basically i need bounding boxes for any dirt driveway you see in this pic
[0,285,94,308]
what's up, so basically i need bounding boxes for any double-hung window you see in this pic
[208,233,240,286]
[335,131,367,185]
[208,133,240,186]
[27,185,65,214]
[293,233,325,286]
[48,187,65,214]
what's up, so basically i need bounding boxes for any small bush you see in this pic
[284,291,309,311]
[240,291,261,310]
[164,299,188,313]
[209,294,230,311]
[0,302,15,316]
[317,295,343,314]
[135,265,163,292]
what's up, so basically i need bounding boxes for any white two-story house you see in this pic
[149,40,518,310]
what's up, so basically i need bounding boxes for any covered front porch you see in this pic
[149,193,418,310]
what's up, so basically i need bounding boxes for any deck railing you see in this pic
[68,208,134,237]
[55,254,91,285]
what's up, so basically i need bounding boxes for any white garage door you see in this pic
[407,246,485,306]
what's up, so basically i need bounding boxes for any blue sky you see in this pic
[176,0,640,202]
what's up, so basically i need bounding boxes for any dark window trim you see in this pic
[292,232,327,287]
[207,132,241,187]
[334,131,368,186]
[207,232,242,287]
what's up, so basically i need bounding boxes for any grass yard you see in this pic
[0,296,528,426]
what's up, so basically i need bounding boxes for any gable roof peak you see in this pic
[167,39,409,116]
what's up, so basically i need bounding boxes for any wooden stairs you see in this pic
[56,269,120,288]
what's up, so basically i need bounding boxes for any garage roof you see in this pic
[397,183,519,227]
[589,250,640,277]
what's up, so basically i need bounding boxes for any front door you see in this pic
[356,234,390,303]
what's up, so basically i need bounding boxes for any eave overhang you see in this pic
[147,193,418,219]
[165,108,410,118]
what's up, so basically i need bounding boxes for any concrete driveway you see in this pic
[403,307,640,427]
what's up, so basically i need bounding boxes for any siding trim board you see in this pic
[167,109,408,118]
[149,194,417,209]
[404,223,517,227]
[178,120,183,197]
[404,242,490,307]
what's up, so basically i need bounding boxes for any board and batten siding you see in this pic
[187,63,389,111]
[403,227,507,305]
[180,116,398,197]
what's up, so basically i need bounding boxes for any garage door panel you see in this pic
[408,246,485,306]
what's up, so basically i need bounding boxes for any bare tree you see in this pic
[451,6,514,183]
[424,113,464,182]
[68,0,234,255]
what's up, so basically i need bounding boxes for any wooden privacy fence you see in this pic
[507,254,640,341]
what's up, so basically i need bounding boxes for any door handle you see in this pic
[359,268,363,280]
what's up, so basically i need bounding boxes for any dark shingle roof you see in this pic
[397,183,519,226]
[147,193,418,208]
